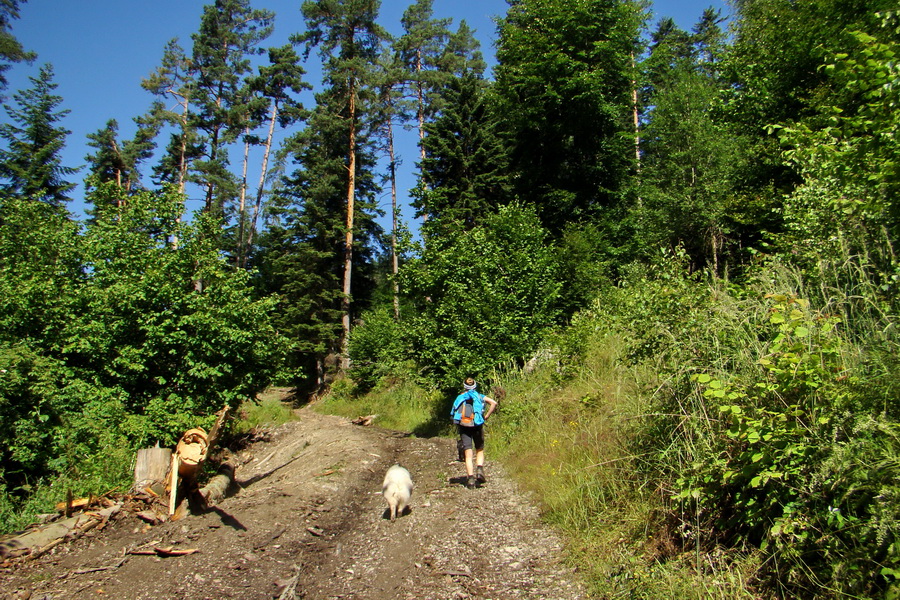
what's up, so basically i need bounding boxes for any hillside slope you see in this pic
[0,407,587,600]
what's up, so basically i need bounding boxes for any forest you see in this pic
[1,0,899,597]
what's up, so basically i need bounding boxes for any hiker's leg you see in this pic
[459,426,475,477]
[473,426,485,467]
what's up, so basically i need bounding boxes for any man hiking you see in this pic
[451,377,498,489]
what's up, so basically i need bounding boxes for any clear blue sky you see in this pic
[4,0,729,228]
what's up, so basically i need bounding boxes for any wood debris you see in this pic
[351,414,377,426]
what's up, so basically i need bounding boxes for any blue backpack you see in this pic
[453,393,476,427]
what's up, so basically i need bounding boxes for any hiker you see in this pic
[451,377,498,488]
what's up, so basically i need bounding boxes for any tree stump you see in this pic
[132,443,172,496]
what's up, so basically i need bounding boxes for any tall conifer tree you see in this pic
[296,0,388,370]
[493,0,642,233]
[190,0,274,220]
[0,64,77,205]
[415,72,510,229]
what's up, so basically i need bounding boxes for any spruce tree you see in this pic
[0,64,77,205]
[415,72,510,229]
[493,0,642,233]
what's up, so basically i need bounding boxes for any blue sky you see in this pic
[4,0,730,229]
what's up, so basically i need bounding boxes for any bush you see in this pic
[400,204,561,390]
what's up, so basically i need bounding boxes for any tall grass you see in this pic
[475,250,900,598]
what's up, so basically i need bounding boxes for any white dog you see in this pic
[382,464,413,521]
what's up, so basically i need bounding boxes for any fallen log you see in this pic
[0,504,122,560]
[198,462,236,508]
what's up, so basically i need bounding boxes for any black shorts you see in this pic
[458,424,484,451]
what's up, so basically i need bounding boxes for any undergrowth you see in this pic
[482,253,900,599]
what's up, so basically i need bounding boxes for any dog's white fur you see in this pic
[382,464,413,521]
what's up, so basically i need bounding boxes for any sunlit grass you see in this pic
[314,375,450,437]
[232,387,298,434]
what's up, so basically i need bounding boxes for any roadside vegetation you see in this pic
[2,1,899,597]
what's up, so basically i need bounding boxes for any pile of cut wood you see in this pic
[0,405,236,564]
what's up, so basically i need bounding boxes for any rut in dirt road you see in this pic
[0,408,588,600]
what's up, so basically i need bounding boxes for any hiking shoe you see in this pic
[476,466,486,484]
[466,475,477,489]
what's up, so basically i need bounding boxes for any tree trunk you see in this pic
[340,82,357,372]
[236,125,251,267]
[245,100,279,269]
[387,113,400,321]
[132,443,172,496]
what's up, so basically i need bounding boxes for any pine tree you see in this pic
[260,84,382,389]
[85,112,159,196]
[235,43,309,268]
[0,63,77,205]
[396,0,452,164]
[142,39,199,194]
[296,0,388,370]
[190,0,274,219]
[372,48,410,320]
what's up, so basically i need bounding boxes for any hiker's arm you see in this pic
[483,396,498,420]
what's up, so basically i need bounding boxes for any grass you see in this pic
[314,375,451,437]
[231,387,299,435]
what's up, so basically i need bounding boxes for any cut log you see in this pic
[351,414,377,426]
[166,406,232,517]
[198,462,235,508]
[175,428,208,479]
[132,443,172,495]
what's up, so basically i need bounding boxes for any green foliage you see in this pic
[493,0,641,232]
[0,183,286,533]
[400,204,561,389]
[347,305,410,391]
[67,185,286,445]
[672,293,900,597]
[774,13,900,278]
[413,72,511,226]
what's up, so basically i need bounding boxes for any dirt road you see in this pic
[1,407,588,600]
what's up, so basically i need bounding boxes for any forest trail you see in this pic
[0,404,588,600]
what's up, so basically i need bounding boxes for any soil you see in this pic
[0,402,589,600]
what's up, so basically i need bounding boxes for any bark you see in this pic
[340,81,357,372]
[244,100,279,269]
[236,125,251,267]
[132,443,172,496]
[198,462,236,508]
[387,113,400,321]
[0,504,121,560]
